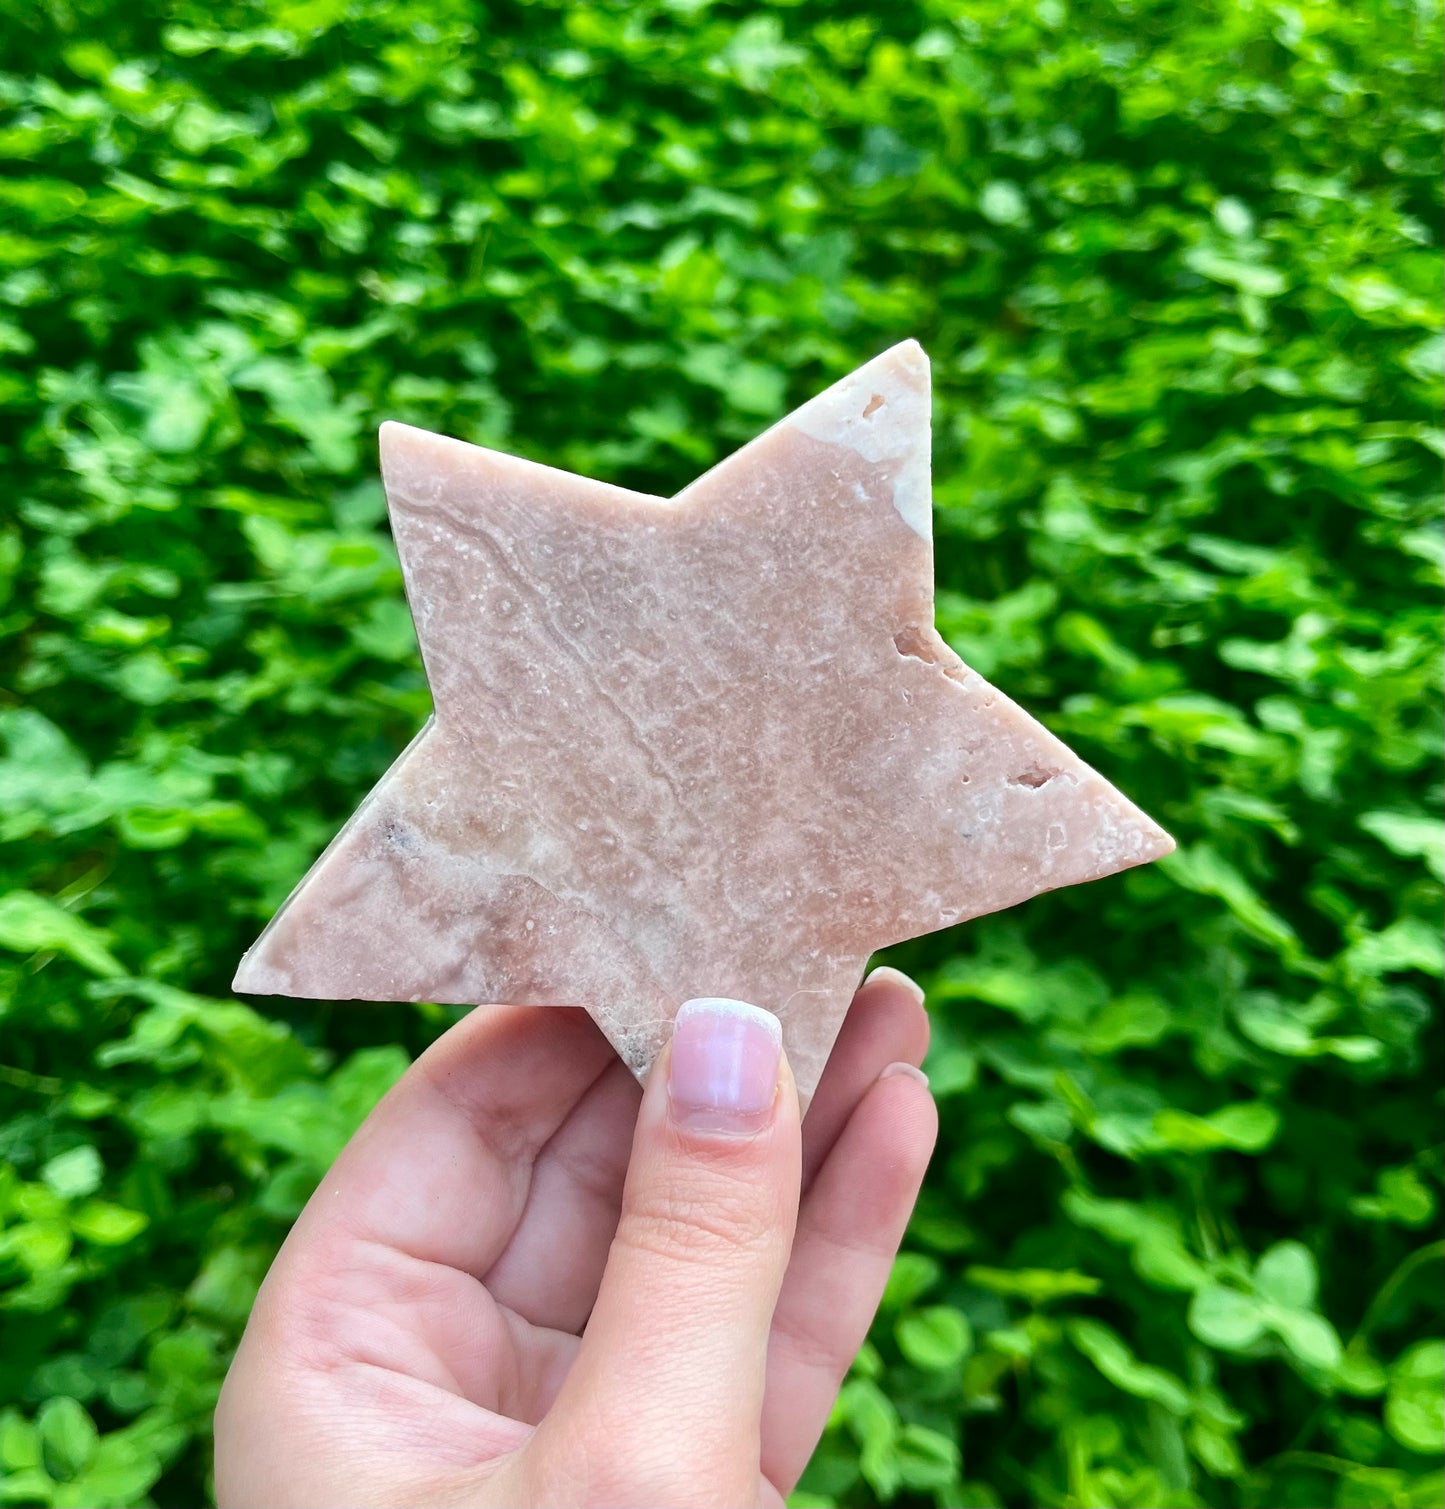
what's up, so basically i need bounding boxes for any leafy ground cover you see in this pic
[0,0,1441,1504]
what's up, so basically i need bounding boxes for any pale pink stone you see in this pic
[233,341,1173,1106]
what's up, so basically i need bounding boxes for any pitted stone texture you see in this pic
[233,341,1174,1106]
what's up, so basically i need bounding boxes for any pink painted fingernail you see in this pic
[670,998,782,1136]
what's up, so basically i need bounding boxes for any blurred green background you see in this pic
[1,0,1441,1504]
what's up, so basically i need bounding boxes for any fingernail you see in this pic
[880,1061,930,1088]
[864,965,926,1007]
[669,998,782,1136]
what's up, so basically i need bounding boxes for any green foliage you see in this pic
[1,0,1441,1505]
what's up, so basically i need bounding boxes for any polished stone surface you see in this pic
[233,341,1173,1105]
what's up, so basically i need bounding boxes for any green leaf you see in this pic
[1386,1342,1445,1454]
[966,1266,1103,1303]
[894,1424,962,1491]
[1062,1193,1208,1293]
[70,1202,149,1246]
[715,14,806,89]
[1359,811,1445,881]
[40,1147,103,1201]
[1336,1345,1389,1397]
[1350,1167,1438,1228]
[1067,1319,1193,1414]
[0,893,123,976]
[837,1379,900,1497]
[1184,247,1288,297]
[1254,1241,1318,1310]
[328,1045,411,1132]
[0,1411,42,1471]
[185,1246,265,1325]
[2,1221,72,1274]
[1346,919,1445,981]
[1269,1308,1343,1372]
[1159,846,1301,956]
[880,1252,941,1313]
[37,1397,97,1481]
[1188,1287,1267,1351]
[896,1306,974,1370]
[115,807,195,849]
[980,181,1028,226]
[1151,1101,1280,1154]
[1205,1101,1282,1152]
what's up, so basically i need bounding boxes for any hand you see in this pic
[215,971,937,1508]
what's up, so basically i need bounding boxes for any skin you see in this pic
[215,970,938,1508]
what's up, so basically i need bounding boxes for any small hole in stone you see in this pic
[863,392,886,418]
[1009,766,1063,789]
[893,625,935,663]
[893,625,967,682]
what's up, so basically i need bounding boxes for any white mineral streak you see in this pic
[232,340,1174,1107]
[789,342,933,538]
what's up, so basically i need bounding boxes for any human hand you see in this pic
[215,971,937,1508]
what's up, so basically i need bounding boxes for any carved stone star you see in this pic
[233,341,1173,1104]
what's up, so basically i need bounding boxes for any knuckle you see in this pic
[618,1168,781,1268]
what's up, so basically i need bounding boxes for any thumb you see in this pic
[531,998,800,1508]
